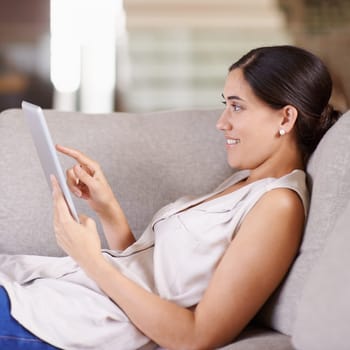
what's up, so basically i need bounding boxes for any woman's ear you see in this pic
[280,105,298,133]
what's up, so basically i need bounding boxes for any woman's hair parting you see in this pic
[230,45,342,161]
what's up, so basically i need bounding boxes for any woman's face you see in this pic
[217,68,283,170]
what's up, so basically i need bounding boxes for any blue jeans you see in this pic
[0,287,59,349]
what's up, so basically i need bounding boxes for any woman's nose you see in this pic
[216,109,232,131]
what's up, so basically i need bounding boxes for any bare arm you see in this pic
[56,145,135,250]
[52,178,304,349]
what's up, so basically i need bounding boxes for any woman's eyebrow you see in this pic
[221,93,245,101]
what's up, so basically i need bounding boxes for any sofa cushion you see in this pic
[0,108,231,256]
[256,111,350,334]
[156,327,295,350]
[221,327,295,350]
[291,199,350,350]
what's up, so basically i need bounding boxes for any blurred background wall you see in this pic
[0,0,349,113]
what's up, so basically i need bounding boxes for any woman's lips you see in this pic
[226,138,240,145]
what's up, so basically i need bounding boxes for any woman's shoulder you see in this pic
[265,169,309,216]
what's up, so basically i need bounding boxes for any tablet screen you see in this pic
[22,101,79,222]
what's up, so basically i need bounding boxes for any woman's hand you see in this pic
[56,144,116,215]
[56,144,135,251]
[51,175,103,268]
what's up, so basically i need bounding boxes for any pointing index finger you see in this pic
[56,144,96,170]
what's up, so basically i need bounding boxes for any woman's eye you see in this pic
[231,104,241,111]
[221,100,242,112]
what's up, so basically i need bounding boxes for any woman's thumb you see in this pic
[79,215,96,230]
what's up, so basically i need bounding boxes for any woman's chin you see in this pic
[227,158,241,169]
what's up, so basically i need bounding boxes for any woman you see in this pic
[0,45,341,349]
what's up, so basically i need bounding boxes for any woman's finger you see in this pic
[74,164,95,190]
[66,167,79,186]
[79,214,97,230]
[66,168,82,197]
[51,175,74,221]
[56,144,98,171]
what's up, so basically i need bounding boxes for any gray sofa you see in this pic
[1,107,350,350]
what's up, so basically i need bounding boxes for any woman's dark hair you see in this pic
[229,45,342,161]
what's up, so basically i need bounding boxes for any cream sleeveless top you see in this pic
[0,169,308,350]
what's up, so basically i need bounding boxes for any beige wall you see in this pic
[0,0,349,112]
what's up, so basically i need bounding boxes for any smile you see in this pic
[226,139,240,145]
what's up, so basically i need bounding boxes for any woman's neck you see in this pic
[244,143,305,185]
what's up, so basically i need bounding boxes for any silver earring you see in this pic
[279,128,286,136]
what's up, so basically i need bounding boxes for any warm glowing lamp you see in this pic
[50,0,124,112]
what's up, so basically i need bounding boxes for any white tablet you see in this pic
[22,101,79,222]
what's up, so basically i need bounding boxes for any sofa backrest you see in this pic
[0,108,232,256]
[257,110,350,335]
[292,195,350,350]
